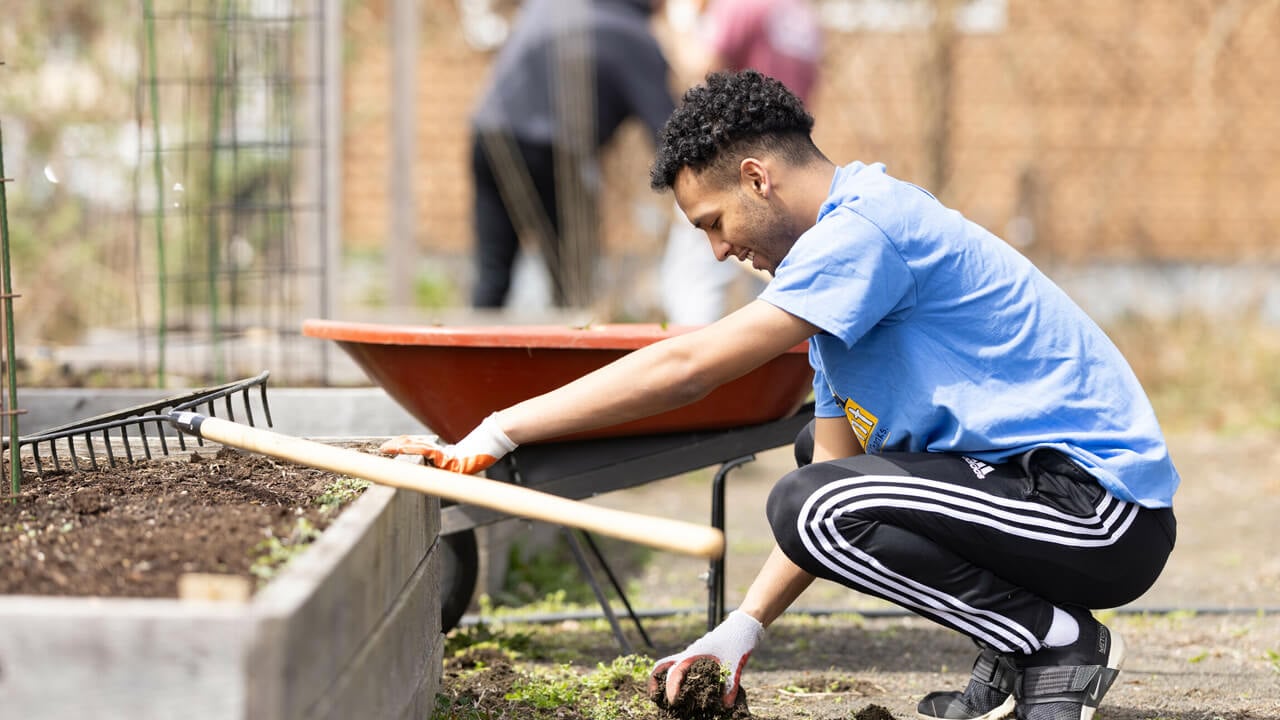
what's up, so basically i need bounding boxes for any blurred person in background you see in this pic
[469,0,675,310]
[658,0,822,324]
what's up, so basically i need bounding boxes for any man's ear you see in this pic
[739,157,770,198]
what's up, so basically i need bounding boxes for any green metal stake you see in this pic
[204,0,234,383]
[141,0,168,387]
[0,120,22,501]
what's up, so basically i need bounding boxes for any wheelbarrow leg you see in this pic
[562,527,636,654]
[708,455,755,631]
[579,530,654,649]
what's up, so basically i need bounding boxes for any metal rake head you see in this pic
[8,371,272,475]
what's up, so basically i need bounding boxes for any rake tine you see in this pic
[158,418,175,453]
[32,442,44,474]
[241,386,255,427]
[139,421,155,459]
[223,392,235,423]
[85,435,99,470]
[158,412,183,450]
[64,436,80,472]
[101,429,116,467]
[160,417,175,451]
[160,417,174,453]
[259,380,273,427]
[120,425,135,463]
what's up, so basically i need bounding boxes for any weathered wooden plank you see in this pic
[249,482,431,719]
[0,599,255,720]
[303,529,444,719]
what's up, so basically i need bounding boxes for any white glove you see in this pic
[649,610,764,707]
[378,413,516,474]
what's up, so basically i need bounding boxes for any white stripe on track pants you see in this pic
[767,425,1175,654]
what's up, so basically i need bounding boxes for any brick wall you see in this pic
[342,0,1280,269]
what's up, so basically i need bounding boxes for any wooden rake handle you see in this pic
[169,413,725,559]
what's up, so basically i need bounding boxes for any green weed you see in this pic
[314,476,369,513]
[249,517,320,584]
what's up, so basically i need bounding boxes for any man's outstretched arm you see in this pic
[495,299,817,444]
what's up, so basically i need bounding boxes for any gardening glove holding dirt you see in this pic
[649,609,764,708]
[378,413,516,474]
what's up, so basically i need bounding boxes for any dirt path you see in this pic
[742,612,1280,720]
[440,610,1280,719]
[449,429,1280,718]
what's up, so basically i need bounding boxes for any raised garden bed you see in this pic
[0,445,444,719]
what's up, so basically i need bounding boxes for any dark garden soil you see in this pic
[650,657,754,720]
[0,446,370,598]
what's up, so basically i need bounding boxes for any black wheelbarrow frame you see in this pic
[439,402,814,652]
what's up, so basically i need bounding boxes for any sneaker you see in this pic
[1013,608,1126,720]
[917,643,1018,720]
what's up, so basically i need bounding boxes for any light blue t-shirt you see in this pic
[759,162,1179,508]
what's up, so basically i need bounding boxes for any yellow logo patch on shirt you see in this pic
[843,398,879,449]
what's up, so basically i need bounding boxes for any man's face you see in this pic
[672,164,801,276]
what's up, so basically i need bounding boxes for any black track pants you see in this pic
[469,131,598,309]
[768,422,1176,654]
[470,133,558,308]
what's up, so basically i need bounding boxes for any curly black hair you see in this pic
[650,69,821,191]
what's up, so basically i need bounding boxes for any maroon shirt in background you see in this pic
[704,0,822,102]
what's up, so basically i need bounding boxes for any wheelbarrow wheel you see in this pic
[440,529,479,633]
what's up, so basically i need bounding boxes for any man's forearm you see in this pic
[736,545,815,628]
[494,301,819,445]
[494,333,713,443]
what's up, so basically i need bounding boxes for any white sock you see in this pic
[1042,606,1080,647]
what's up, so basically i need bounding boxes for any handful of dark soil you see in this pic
[650,657,752,720]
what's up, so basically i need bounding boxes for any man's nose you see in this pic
[709,237,733,262]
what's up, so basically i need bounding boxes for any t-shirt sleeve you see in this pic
[760,206,917,349]
[809,346,844,418]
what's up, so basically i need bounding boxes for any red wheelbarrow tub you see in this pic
[302,320,813,444]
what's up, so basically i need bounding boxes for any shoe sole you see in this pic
[988,696,1017,720]
[1079,629,1126,720]
[914,695,1015,720]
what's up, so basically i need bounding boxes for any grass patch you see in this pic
[436,619,660,720]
